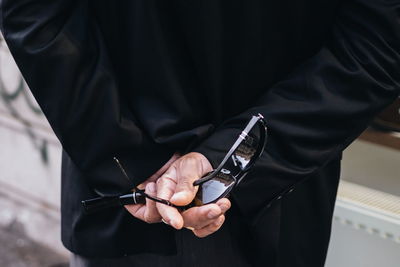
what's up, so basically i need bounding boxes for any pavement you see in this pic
[0,221,69,267]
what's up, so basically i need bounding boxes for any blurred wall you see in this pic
[0,36,66,255]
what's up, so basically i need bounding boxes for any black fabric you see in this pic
[68,158,341,267]
[1,0,399,265]
[70,214,251,267]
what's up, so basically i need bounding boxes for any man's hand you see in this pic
[125,152,231,238]
[124,153,180,223]
[155,152,231,238]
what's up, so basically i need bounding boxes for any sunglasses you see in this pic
[82,114,267,213]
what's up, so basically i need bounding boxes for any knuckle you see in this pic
[157,176,177,187]
[163,168,177,180]
[217,215,225,225]
[211,216,225,229]
[144,212,160,224]
[143,216,151,224]
[180,157,199,172]
[177,179,192,190]
[210,224,221,232]
[183,218,197,229]
[206,224,221,235]
[193,230,207,238]
[156,178,165,187]
[182,156,197,165]
[143,212,154,223]
[191,222,202,229]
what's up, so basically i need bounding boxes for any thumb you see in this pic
[170,153,212,206]
[170,170,198,206]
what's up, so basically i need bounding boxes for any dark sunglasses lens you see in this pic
[232,125,260,171]
[194,172,236,206]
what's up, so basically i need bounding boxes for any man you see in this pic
[1,0,399,266]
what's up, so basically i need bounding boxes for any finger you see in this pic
[124,203,145,220]
[156,169,184,229]
[215,198,231,214]
[143,182,161,223]
[170,156,200,206]
[181,199,230,229]
[192,215,225,238]
[182,204,222,229]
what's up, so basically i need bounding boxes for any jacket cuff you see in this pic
[192,127,241,169]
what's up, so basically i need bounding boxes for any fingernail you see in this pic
[171,192,186,201]
[170,219,180,229]
[208,209,220,219]
[170,192,190,204]
[219,204,228,212]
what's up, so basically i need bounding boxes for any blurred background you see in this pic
[0,34,399,267]
[0,35,68,266]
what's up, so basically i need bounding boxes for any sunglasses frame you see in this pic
[191,113,267,206]
[81,114,267,212]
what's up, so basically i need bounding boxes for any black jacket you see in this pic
[1,0,399,266]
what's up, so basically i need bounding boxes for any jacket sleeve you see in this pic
[0,0,173,196]
[194,0,400,217]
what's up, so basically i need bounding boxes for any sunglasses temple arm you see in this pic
[193,115,263,186]
[194,128,248,186]
[81,191,146,213]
